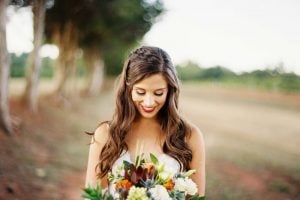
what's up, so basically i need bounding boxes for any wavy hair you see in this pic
[96,46,192,178]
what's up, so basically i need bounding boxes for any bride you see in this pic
[85,46,205,197]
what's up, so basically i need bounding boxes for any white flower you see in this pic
[157,166,176,182]
[149,185,172,200]
[185,178,198,195]
[127,186,149,200]
[157,171,172,181]
[164,165,178,176]
[174,177,198,195]
[174,178,186,192]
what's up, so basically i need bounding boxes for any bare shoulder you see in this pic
[186,122,206,196]
[186,122,205,149]
[93,122,110,145]
[86,122,110,188]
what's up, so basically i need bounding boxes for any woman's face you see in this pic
[131,74,168,119]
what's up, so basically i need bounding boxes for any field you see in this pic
[181,83,300,199]
[0,79,299,199]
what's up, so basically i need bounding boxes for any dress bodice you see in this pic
[108,151,180,196]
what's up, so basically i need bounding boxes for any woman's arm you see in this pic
[85,123,109,188]
[188,124,206,196]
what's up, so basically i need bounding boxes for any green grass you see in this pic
[181,76,300,94]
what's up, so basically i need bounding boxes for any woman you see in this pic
[85,46,205,196]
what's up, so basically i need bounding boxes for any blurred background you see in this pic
[0,0,299,199]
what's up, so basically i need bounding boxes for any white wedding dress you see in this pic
[108,151,181,196]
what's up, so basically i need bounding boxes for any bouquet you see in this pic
[82,153,205,200]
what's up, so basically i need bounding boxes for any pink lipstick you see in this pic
[141,106,155,113]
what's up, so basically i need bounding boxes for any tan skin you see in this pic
[85,74,205,196]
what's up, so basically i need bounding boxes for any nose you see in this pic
[144,94,155,107]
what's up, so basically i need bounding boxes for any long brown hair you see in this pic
[97,46,192,178]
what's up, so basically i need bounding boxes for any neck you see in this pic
[138,117,158,125]
[132,117,162,135]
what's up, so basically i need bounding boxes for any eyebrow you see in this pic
[134,87,167,90]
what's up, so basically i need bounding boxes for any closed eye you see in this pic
[136,90,145,95]
[154,89,166,96]
[154,92,164,96]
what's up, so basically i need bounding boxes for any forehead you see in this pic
[133,74,168,89]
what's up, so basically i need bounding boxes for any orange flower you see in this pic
[143,162,155,173]
[115,179,132,190]
[164,178,174,190]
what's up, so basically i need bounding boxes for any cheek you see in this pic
[131,92,141,102]
[157,94,168,105]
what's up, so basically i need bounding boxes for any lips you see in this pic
[141,106,155,113]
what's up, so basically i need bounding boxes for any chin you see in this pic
[140,113,157,119]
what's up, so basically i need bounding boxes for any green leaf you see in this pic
[81,184,114,200]
[123,160,131,169]
[150,153,159,165]
[170,191,185,200]
[190,195,206,200]
[135,155,140,166]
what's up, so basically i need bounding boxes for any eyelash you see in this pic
[136,92,145,95]
[136,91,163,96]
[155,93,164,96]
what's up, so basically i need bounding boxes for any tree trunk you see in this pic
[53,22,78,99]
[0,0,12,134]
[84,49,104,96]
[23,0,46,112]
[88,58,104,96]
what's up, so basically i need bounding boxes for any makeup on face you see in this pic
[131,74,168,119]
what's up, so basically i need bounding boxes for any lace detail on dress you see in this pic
[108,151,180,196]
